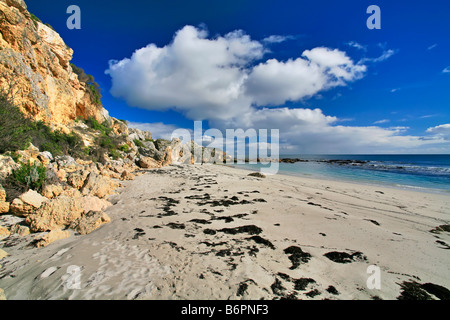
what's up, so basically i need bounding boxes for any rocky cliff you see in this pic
[0,0,108,128]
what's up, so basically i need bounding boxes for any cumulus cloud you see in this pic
[107,25,366,120]
[426,124,450,140]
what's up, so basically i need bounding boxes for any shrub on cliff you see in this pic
[11,161,47,192]
[0,93,85,158]
[70,63,102,105]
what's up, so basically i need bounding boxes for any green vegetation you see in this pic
[84,117,112,136]
[119,144,130,153]
[0,94,84,158]
[70,63,102,106]
[11,161,47,192]
[30,13,42,24]
[133,139,145,148]
[83,117,126,161]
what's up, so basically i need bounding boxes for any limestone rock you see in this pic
[40,184,63,199]
[67,170,89,189]
[120,170,135,181]
[0,201,10,214]
[10,190,48,217]
[81,172,119,198]
[0,288,6,300]
[138,156,162,169]
[0,155,19,180]
[71,211,111,235]
[0,225,10,239]
[26,196,84,232]
[9,223,30,236]
[80,196,111,213]
[35,229,70,248]
[0,0,109,126]
[15,143,40,164]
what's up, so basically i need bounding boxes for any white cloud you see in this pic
[427,43,438,50]
[245,47,366,106]
[360,49,396,64]
[426,124,450,140]
[210,108,450,154]
[443,66,450,73]
[373,119,390,124]
[262,35,293,44]
[107,26,366,120]
[347,41,367,51]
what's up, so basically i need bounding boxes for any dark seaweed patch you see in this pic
[421,283,450,300]
[247,236,275,249]
[326,286,339,295]
[203,229,217,235]
[218,225,263,235]
[305,289,321,298]
[323,251,366,264]
[189,219,211,225]
[365,219,380,226]
[284,246,312,269]
[166,223,186,230]
[397,281,434,300]
[293,278,316,291]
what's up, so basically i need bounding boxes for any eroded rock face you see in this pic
[25,195,84,232]
[0,0,109,127]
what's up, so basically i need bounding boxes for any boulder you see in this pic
[37,151,53,166]
[10,190,48,217]
[15,143,40,164]
[71,211,111,235]
[25,196,84,232]
[40,184,63,199]
[138,156,162,169]
[0,155,19,180]
[0,202,10,214]
[81,172,120,198]
[67,170,89,189]
[120,170,135,181]
[35,229,71,248]
[80,196,111,213]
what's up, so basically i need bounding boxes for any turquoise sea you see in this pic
[229,155,450,194]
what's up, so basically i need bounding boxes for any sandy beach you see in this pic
[1,164,449,300]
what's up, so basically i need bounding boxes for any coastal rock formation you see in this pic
[0,0,108,127]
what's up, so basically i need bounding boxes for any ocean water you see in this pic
[228,154,450,193]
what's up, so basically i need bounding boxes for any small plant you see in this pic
[119,144,130,153]
[12,161,47,191]
[133,139,145,148]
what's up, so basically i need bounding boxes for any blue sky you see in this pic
[28,0,450,154]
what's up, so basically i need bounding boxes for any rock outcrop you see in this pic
[0,0,109,128]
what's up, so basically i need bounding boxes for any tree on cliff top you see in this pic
[70,63,102,105]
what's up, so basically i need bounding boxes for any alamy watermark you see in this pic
[366,265,381,290]
[61,265,82,290]
[170,121,280,175]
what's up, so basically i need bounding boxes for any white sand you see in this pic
[1,164,449,300]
